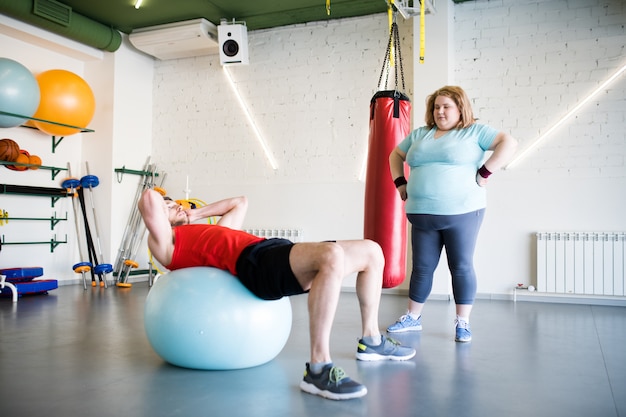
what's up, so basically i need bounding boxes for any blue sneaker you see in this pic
[455,318,472,343]
[387,314,422,333]
[300,363,367,400]
[356,336,416,361]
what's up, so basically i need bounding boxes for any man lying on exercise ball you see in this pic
[138,188,415,401]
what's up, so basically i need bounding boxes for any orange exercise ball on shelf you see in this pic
[32,69,96,136]
[28,154,42,169]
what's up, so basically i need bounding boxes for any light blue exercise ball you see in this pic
[0,57,40,128]
[144,267,292,370]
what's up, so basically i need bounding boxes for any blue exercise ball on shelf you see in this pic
[144,267,292,370]
[0,57,40,128]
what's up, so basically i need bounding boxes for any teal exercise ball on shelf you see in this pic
[0,57,40,128]
[144,267,292,370]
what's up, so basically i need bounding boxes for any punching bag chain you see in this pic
[393,21,406,92]
[376,22,406,93]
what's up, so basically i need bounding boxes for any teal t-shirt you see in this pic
[398,123,497,215]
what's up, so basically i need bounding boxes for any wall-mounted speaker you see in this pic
[218,23,249,65]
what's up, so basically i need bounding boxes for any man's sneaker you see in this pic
[356,336,416,361]
[455,318,472,343]
[387,314,422,333]
[300,363,367,400]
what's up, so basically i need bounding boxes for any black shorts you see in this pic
[235,238,307,300]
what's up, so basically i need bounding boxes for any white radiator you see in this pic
[244,228,303,242]
[536,232,625,296]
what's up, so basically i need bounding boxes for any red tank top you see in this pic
[166,224,264,275]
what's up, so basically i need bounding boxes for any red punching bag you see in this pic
[364,22,411,288]
[364,91,411,288]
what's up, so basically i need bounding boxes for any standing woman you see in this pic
[387,85,517,342]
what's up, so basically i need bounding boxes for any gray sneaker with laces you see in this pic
[300,363,367,400]
[356,336,416,361]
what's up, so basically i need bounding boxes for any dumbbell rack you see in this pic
[0,184,71,252]
[0,110,90,253]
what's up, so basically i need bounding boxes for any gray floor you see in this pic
[1,282,625,417]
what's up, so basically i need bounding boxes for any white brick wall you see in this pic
[152,16,413,189]
[454,0,625,178]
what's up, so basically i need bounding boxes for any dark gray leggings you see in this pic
[407,209,485,305]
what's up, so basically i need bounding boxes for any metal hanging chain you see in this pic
[376,21,405,92]
[393,21,406,92]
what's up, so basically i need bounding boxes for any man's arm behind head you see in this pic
[185,196,249,230]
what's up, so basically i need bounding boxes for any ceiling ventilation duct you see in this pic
[0,0,122,52]
[129,18,219,60]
